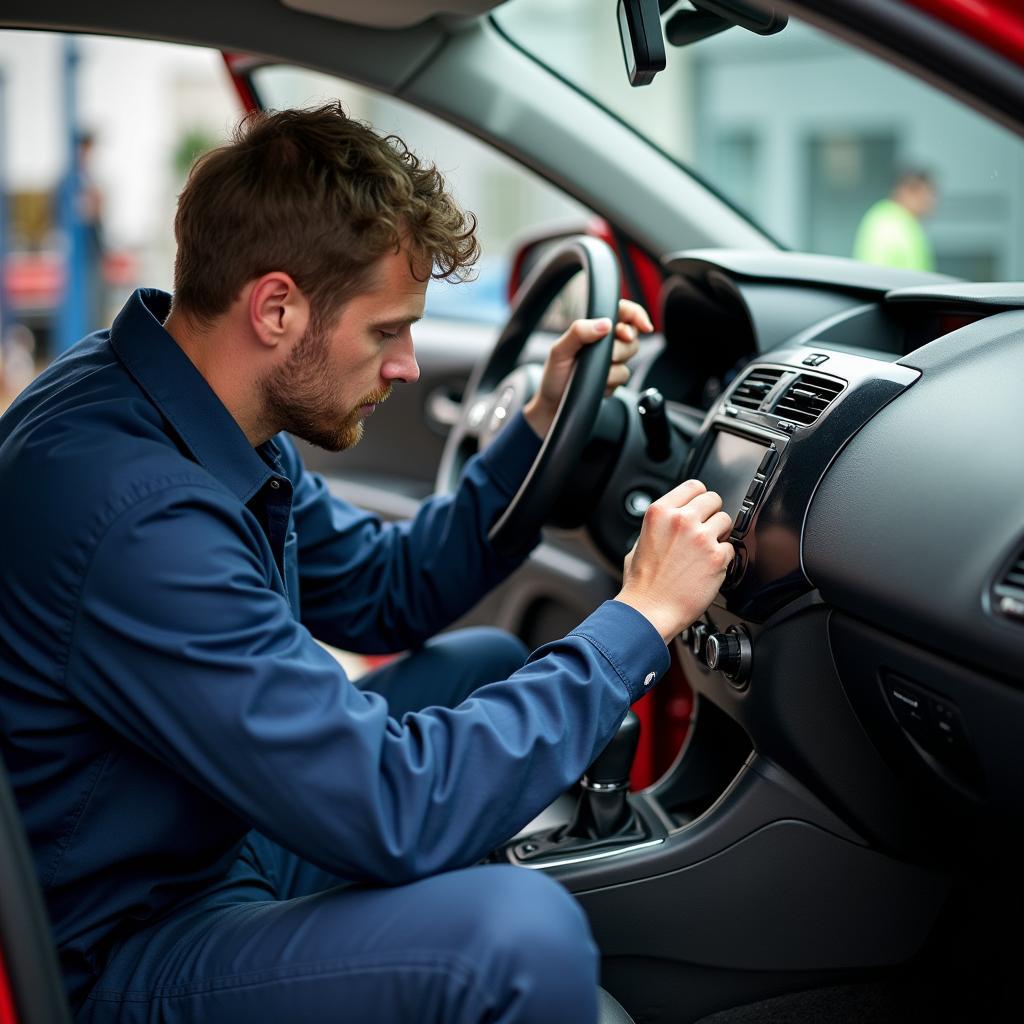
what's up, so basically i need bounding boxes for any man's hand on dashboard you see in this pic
[523,298,652,439]
[616,480,735,645]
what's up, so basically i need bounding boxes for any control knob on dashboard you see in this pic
[705,625,752,685]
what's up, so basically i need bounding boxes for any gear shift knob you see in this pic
[509,710,648,863]
[583,709,641,789]
[562,710,642,840]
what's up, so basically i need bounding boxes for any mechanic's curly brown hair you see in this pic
[172,102,479,326]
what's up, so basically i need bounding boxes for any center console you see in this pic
[685,346,917,621]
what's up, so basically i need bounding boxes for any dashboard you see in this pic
[624,250,1024,855]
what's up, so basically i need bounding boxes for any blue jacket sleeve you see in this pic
[66,480,668,884]
[284,410,544,653]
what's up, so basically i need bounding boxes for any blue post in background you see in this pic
[0,68,10,353]
[55,35,88,354]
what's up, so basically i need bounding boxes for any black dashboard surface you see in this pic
[648,251,1024,819]
[681,346,917,621]
[804,309,1024,686]
[649,253,1023,686]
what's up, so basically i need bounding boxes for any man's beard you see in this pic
[260,321,391,453]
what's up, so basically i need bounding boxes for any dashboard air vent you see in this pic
[993,548,1024,624]
[730,367,785,411]
[773,373,845,425]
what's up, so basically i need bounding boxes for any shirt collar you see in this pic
[109,288,279,503]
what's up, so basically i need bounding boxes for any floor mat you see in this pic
[692,980,939,1024]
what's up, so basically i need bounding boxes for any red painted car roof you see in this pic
[910,0,1024,68]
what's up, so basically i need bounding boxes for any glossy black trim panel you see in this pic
[687,346,917,621]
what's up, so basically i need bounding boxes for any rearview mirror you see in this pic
[617,0,666,87]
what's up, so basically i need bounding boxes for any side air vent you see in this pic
[992,548,1024,624]
[729,367,785,411]
[773,373,845,425]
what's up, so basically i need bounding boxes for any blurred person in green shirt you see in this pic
[853,169,938,271]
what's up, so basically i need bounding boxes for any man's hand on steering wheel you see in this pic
[522,299,654,439]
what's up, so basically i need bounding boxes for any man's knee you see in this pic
[463,866,598,1023]
[424,626,530,706]
[462,626,530,680]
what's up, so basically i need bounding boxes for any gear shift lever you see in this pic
[507,710,650,865]
[564,710,641,840]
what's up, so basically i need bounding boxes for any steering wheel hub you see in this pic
[476,365,541,451]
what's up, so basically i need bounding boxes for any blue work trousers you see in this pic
[75,628,600,1024]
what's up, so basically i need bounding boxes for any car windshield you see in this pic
[495,0,1024,281]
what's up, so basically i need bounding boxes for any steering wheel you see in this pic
[436,235,621,556]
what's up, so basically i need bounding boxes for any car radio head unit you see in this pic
[695,427,782,539]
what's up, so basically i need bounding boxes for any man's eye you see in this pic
[377,330,400,342]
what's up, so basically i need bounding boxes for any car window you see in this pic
[495,0,1024,281]
[0,30,237,402]
[251,66,592,325]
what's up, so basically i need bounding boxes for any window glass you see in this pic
[495,1,1024,281]
[0,30,237,401]
[0,34,591,408]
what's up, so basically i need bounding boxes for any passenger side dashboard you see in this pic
[648,251,1024,845]
[643,250,1008,413]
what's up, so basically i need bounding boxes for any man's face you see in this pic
[914,182,938,219]
[898,179,937,220]
[261,247,426,452]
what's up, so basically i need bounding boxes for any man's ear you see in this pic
[248,272,309,350]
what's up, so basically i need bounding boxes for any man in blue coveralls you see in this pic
[0,106,734,1023]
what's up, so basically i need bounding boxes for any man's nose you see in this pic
[383,337,420,385]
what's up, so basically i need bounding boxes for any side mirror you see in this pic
[507,220,665,333]
[508,226,590,301]
[507,228,594,337]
